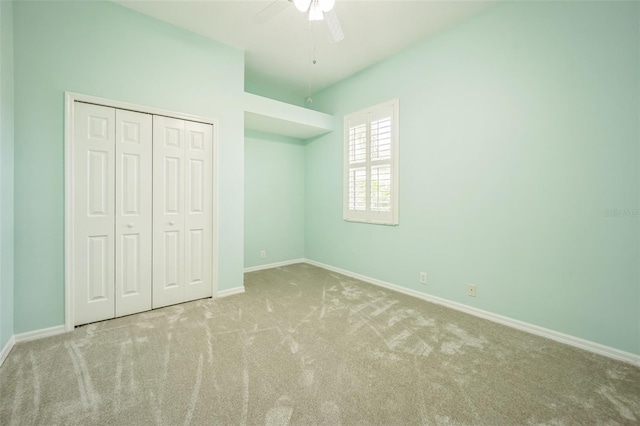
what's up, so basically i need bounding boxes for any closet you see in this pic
[72,102,213,326]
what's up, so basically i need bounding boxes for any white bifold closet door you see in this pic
[73,103,152,325]
[152,116,213,308]
[115,109,153,317]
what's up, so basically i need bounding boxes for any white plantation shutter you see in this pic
[344,99,399,225]
[347,117,368,217]
[348,167,367,211]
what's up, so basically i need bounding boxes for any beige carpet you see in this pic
[1,263,639,425]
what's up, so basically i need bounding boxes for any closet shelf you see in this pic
[244,92,334,139]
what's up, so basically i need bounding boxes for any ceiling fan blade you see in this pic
[325,9,344,43]
[252,0,290,25]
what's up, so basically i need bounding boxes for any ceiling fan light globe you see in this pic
[318,0,335,13]
[294,0,312,13]
[309,2,324,21]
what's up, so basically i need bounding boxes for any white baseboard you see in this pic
[244,258,306,273]
[0,335,16,367]
[6,261,636,368]
[0,325,67,366]
[217,286,245,298]
[14,325,66,343]
[303,258,640,367]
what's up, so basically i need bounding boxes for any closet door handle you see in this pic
[169,221,175,226]
[127,223,134,228]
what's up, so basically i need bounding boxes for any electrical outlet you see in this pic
[467,284,476,297]
[260,250,266,259]
[419,272,427,284]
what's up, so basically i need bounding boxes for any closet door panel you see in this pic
[153,116,186,308]
[115,109,152,317]
[73,103,116,325]
[184,121,213,301]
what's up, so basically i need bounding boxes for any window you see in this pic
[344,99,399,225]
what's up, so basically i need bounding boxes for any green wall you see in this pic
[0,0,15,349]
[12,1,245,334]
[245,77,306,107]
[305,1,640,354]
[245,130,305,268]
[5,0,638,357]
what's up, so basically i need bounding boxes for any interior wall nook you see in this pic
[65,93,218,328]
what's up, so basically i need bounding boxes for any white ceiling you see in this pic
[116,0,497,99]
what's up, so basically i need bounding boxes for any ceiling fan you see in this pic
[253,0,345,43]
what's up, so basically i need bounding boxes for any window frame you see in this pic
[343,98,399,225]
